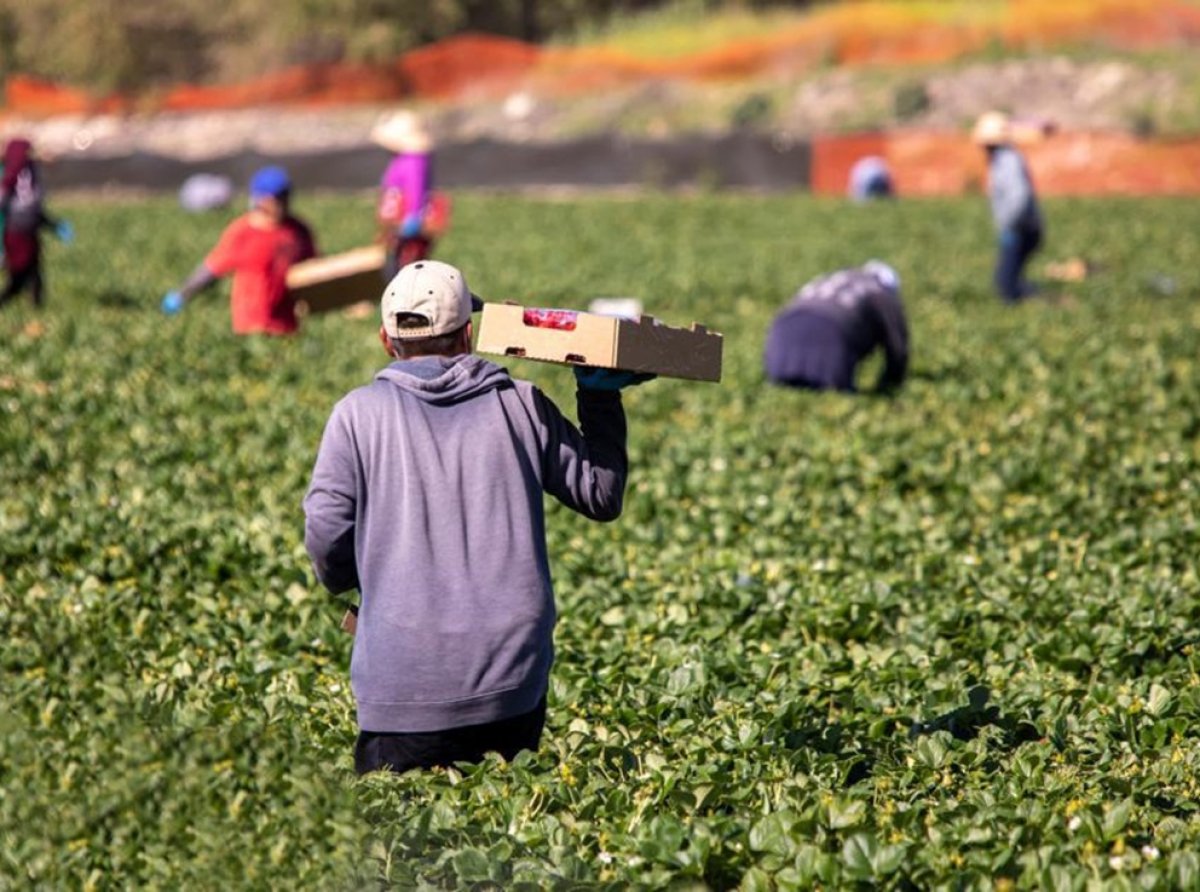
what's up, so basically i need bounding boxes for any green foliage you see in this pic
[0,0,429,91]
[892,79,931,122]
[558,0,811,58]
[0,0,711,92]
[3,192,1200,888]
[729,91,774,129]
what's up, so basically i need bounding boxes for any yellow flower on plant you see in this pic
[559,763,578,786]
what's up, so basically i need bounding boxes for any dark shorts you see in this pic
[355,695,547,776]
[3,226,40,276]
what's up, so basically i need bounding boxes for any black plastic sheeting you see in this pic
[43,132,812,193]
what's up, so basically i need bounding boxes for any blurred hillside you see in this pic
[2,0,1199,100]
[0,0,737,93]
[3,0,1199,139]
[4,0,1200,195]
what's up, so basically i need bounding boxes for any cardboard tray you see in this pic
[476,303,722,382]
[287,245,386,315]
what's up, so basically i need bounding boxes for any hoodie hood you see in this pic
[375,353,511,405]
[1,139,33,193]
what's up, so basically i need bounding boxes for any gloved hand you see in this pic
[161,291,186,315]
[999,228,1020,249]
[574,367,657,392]
[400,214,423,239]
[54,220,75,244]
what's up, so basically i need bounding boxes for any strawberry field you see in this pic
[3,192,1200,890]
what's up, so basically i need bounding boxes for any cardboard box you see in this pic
[476,303,722,382]
[287,245,386,315]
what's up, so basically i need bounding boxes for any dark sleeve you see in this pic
[870,289,909,391]
[303,404,361,594]
[297,221,317,261]
[534,387,628,522]
[179,262,219,300]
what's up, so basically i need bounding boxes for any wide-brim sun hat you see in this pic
[972,111,1012,146]
[371,110,433,154]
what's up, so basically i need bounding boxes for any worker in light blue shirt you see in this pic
[974,112,1044,303]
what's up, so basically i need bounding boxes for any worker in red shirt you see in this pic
[162,166,316,334]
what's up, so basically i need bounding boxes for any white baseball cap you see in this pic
[381,260,483,340]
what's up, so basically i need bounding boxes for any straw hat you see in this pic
[972,111,1012,146]
[371,110,433,154]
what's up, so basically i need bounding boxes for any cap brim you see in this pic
[470,293,484,312]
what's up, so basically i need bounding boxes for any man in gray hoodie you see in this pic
[974,112,1044,303]
[304,259,649,775]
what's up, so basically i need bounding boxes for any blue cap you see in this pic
[248,166,291,199]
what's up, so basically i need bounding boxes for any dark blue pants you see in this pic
[763,310,857,392]
[995,227,1043,303]
[355,695,546,775]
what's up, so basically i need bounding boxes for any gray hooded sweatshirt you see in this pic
[303,354,627,733]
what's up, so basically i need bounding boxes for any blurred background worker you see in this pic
[0,137,73,309]
[973,111,1045,303]
[178,173,234,213]
[371,110,450,279]
[162,166,316,334]
[848,155,894,201]
[764,261,908,394]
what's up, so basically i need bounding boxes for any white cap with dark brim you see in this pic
[381,260,483,340]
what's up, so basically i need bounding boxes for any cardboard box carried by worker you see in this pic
[476,302,722,383]
[287,245,386,315]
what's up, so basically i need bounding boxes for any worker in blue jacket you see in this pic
[764,261,908,394]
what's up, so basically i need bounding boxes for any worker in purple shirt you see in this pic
[371,111,448,279]
[764,261,909,394]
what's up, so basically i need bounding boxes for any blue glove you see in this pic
[400,214,423,239]
[999,228,1020,249]
[55,220,75,244]
[574,367,657,392]
[161,291,185,315]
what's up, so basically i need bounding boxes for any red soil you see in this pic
[812,131,1200,197]
[3,34,539,116]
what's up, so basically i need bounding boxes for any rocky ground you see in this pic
[0,55,1192,163]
